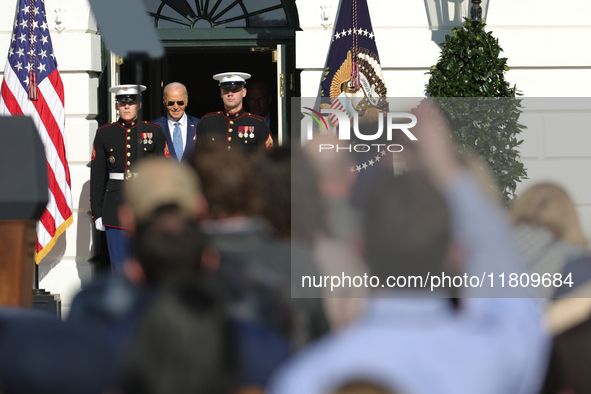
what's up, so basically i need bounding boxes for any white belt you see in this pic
[109,172,138,180]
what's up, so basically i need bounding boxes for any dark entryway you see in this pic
[120,48,277,121]
[111,0,300,143]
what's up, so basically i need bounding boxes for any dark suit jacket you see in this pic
[150,114,200,162]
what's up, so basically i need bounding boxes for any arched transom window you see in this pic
[142,0,290,28]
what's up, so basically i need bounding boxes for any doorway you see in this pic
[110,0,299,142]
[119,46,293,142]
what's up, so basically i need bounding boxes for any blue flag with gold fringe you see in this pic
[320,0,388,127]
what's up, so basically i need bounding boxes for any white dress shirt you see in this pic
[167,113,187,152]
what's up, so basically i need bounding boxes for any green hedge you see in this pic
[425,19,527,205]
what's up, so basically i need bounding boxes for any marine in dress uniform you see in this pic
[196,72,274,152]
[90,84,169,273]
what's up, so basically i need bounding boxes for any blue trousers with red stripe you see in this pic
[105,227,132,275]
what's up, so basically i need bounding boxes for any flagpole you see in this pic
[130,52,148,167]
[34,263,39,289]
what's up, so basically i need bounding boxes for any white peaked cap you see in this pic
[109,84,147,96]
[213,72,251,85]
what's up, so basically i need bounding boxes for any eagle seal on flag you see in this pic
[320,0,388,128]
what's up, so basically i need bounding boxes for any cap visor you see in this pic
[116,95,139,102]
[219,83,245,90]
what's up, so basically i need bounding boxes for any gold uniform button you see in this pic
[229,121,234,125]
[127,161,131,165]
[228,137,232,141]
[212,138,215,140]
[229,128,233,132]
[227,146,231,151]
[144,148,147,151]
[127,152,131,157]
[110,149,113,152]
[127,129,131,133]
[244,140,247,144]
[127,144,131,148]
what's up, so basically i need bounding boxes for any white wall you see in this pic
[0,0,100,315]
[296,0,591,241]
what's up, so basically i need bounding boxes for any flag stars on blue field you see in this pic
[333,28,375,42]
[7,1,59,91]
[349,154,382,174]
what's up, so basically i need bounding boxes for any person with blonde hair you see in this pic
[511,183,587,247]
[510,182,590,301]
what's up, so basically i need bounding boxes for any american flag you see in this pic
[0,0,73,263]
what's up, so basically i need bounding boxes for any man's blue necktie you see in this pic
[173,121,183,162]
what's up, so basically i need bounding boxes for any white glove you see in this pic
[95,217,106,231]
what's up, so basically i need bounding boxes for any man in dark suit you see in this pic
[247,80,278,144]
[150,82,200,162]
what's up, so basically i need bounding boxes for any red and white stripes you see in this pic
[0,57,72,263]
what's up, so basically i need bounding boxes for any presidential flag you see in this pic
[320,0,388,127]
[0,0,73,263]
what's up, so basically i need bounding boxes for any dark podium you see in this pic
[0,117,58,313]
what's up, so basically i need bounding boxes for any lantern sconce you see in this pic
[423,0,490,30]
[320,3,332,28]
[55,4,66,32]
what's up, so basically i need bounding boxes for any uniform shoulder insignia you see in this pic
[265,134,274,150]
[164,142,170,158]
[143,121,161,128]
[97,121,116,130]
[203,111,220,118]
[246,113,265,121]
